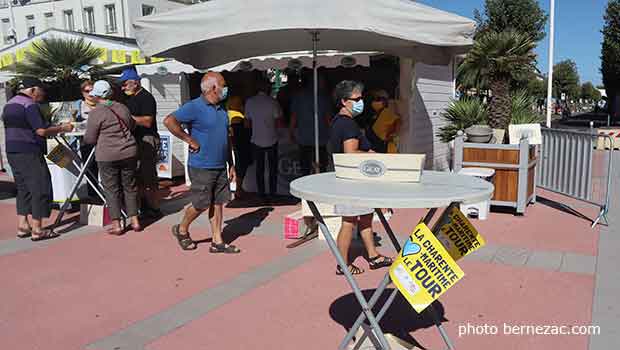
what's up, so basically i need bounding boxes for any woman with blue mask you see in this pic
[328,80,393,275]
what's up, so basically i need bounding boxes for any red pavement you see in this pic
[0,186,601,350]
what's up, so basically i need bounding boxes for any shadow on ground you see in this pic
[536,196,598,225]
[222,207,274,243]
[227,194,299,208]
[330,289,447,350]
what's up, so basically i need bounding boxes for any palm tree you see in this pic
[458,30,537,130]
[11,37,103,100]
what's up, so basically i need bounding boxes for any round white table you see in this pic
[290,171,494,209]
[290,171,494,350]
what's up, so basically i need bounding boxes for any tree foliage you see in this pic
[602,0,620,118]
[474,0,548,42]
[458,30,537,130]
[526,76,547,100]
[581,82,602,101]
[552,59,580,100]
[10,37,104,100]
[438,90,542,142]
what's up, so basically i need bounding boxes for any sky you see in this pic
[417,0,608,86]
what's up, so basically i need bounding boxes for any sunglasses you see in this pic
[347,96,364,102]
[82,88,93,93]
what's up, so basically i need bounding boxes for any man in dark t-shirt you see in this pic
[119,68,161,218]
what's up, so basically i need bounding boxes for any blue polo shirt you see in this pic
[172,96,229,169]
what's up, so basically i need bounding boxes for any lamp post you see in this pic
[545,0,556,128]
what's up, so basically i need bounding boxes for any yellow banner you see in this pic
[436,207,486,261]
[389,223,464,313]
[130,50,146,64]
[111,49,127,63]
[150,56,165,63]
[1,53,14,67]
[15,48,28,62]
[98,48,108,63]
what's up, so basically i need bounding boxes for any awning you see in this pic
[136,50,377,75]
[134,0,476,68]
[0,28,165,71]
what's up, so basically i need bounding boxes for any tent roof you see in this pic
[134,0,475,68]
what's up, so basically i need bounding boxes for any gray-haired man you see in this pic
[163,72,239,253]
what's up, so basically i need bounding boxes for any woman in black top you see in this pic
[329,80,393,275]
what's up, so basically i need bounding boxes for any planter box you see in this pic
[454,135,537,214]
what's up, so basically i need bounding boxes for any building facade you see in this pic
[0,0,200,48]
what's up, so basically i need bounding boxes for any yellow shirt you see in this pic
[226,96,245,124]
[228,110,245,124]
[372,108,400,141]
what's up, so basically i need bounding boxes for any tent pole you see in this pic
[312,31,320,172]
[545,0,555,128]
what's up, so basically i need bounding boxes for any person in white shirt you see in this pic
[245,80,282,200]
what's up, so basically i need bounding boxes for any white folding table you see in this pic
[290,171,493,350]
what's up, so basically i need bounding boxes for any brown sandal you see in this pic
[31,229,60,241]
[172,225,197,251]
[17,227,31,238]
[336,264,364,275]
[366,255,393,270]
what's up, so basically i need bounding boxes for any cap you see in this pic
[90,80,112,98]
[17,77,43,90]
[118,68,141,82]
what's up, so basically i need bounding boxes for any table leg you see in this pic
[57,137,107,204]
[306,201,392,350]
[349,206,457,350]
[51,145,97,231]
[57,137,127,218]
[344,208,440,348]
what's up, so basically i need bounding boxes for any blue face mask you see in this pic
[220,86,229,101]
[351,99,364,116]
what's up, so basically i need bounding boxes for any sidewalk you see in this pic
[0,161,618,350]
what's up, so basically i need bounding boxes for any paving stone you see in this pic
[462,244,499,263]
[560,252,596,275]
[491,246,530,267]
[525,250,564,271]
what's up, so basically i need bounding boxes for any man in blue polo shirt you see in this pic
[163,72,239,253]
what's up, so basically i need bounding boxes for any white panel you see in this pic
[408,61,454,171]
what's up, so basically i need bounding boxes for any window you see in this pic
[104,4,117,33]
[63,10,74,31]
[1,18,11,44]
[142,5,155,16]
[83,7,95,33]
[44,12,54,30]
[26,15,35,37]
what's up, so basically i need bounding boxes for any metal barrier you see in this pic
[537,128,612,227]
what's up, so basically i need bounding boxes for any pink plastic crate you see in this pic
[284,210,305,239]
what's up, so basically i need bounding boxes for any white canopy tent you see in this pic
[134,0,475,166]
